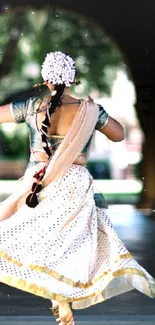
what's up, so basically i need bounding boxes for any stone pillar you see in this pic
[135,84,155,210]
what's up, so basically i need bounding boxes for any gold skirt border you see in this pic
[0,266,153,302]
[0,248,154,301]
[0,249,132,289]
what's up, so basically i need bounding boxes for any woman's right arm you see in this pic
[0,97,38,124]
[0,103,16,123]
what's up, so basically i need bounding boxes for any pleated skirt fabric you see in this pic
[0,163,154,309]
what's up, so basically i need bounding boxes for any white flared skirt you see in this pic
[0,164,154,309]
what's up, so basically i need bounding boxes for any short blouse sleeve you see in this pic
[95,104,109,131]
[10,96,39,123]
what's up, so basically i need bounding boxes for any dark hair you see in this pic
[40,83,65,158]
[25,83,65,208]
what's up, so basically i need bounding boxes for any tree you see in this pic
[0,7,124,101]
[0,7,125,160]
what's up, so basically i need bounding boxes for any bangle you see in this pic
[98,115,109,131]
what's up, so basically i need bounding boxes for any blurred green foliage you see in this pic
[0,125,29,159]
[0,6,125,159]
[0,7,125,100]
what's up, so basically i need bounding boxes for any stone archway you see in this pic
[0,1,155,210]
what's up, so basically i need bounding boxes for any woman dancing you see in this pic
[0,51,154,325]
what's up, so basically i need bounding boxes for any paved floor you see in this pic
[0,315,155,324]
[0,205,155,320]
[0,316,155,325]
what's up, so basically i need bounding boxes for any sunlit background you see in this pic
[0,6,143,203]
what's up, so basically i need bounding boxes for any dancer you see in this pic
[0,51,154,325]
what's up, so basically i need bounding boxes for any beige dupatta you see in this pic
[42,99,99,186]
[0,99,99,220]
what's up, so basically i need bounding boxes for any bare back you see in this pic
[33,94,85,164]
[36,94,81,136]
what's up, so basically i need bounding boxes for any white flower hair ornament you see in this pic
[41,51,76,87]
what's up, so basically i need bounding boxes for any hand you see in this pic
[88,95,94,102]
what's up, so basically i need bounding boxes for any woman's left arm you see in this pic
[99,116,125,142]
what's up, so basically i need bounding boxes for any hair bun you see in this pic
[41,51,76,87]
